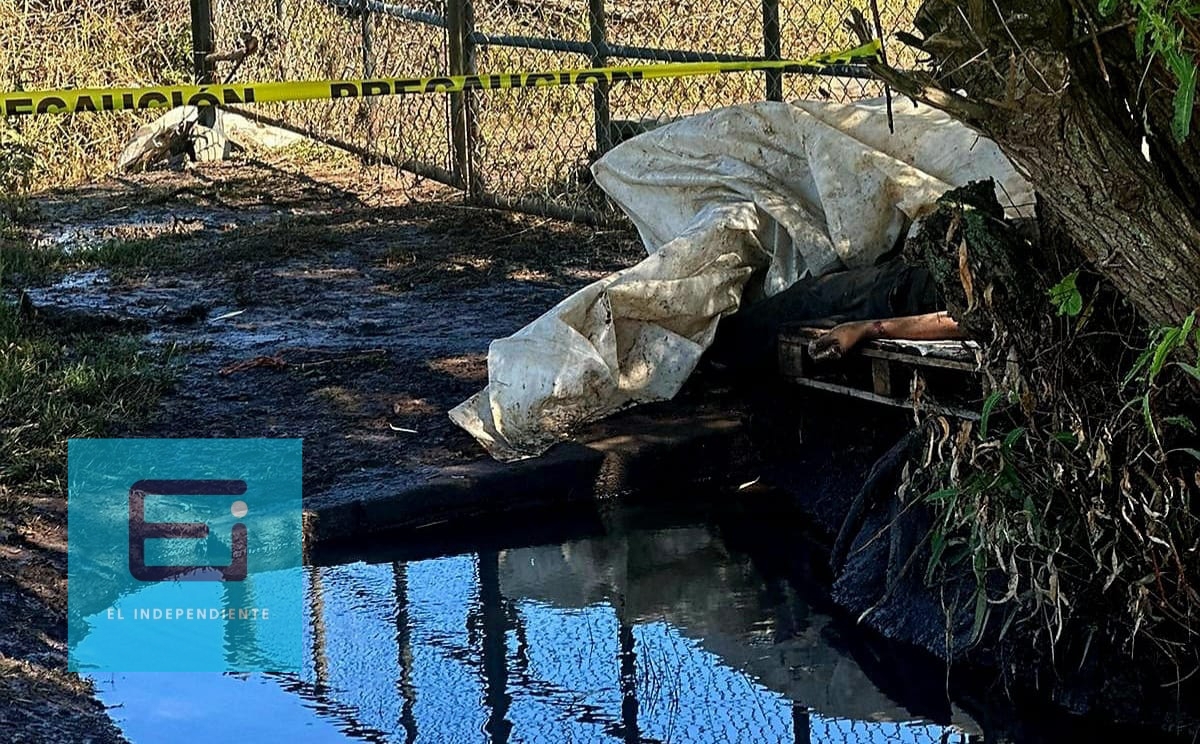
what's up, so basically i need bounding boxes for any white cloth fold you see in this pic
[450,98,1032,461]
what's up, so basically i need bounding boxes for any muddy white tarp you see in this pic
[450,98,1033,461]
[117,106,304,172]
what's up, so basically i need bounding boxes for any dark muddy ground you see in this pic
[2,154,646,742]
[27,158,645,488]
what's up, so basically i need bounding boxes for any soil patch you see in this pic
[24,157,644,489]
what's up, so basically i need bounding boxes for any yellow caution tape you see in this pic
[0,41,880,117]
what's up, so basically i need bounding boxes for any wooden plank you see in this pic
[871,357,893,396]
[858,346,979,372]
[783,377,981,421]
[778,325,980,371]
[777,324,983,421]
[777,336,807,379]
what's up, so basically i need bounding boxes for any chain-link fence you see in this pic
[208,0,922,223]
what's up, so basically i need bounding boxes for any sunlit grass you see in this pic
[7,0,921,204]
[0,219,179,501]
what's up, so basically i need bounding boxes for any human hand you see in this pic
[808,322,870,363]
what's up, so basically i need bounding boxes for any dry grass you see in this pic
[6,0,921,207]
[1,0,193,189]
[902,186,1200,685]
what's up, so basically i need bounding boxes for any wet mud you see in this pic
[23,159,646,499]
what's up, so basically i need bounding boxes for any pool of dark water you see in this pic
[91,500,983,743]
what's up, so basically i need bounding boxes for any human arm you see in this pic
[808,312,965,362]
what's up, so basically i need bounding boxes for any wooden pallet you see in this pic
[777,324,985,420]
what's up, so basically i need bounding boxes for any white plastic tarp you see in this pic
[450,98,1033,462]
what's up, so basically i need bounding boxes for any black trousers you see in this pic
[708,257,939,372]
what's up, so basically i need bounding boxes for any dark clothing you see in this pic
[709,256,939,371]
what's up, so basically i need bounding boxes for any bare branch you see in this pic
[847,8,994,125]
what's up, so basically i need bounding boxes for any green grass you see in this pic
[0,232,181,286]
[72,237,178,270]
[0,207,349,504]
[0,232,178,500]
[0,233,59,287]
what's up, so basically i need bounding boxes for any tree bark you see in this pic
[886,0,1200,327]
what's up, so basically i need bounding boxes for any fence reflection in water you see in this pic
[281,525,975,743]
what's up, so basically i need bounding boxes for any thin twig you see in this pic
[1069,17,1137,46]
[868,0,894,133]
[954,4,1007,84]
[1066,0,1110,83]
[847,8,993,124]
[937,48,992,85]
[989,0,1058,95]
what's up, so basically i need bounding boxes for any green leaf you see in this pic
[979,390,1005,439]
[1048,271,1083,317]
[948,545,972,567]
[926,531,947,583]
[1118,2,1200,141]
[970,586,989,646]
[1169,447,1200,463]
[1124,342,1157,388]
[1176,362,1200,382]
[1174,61,1199,142]
[1003,427,1027,451]
[1134,14,1149,58]
[1150,327,1184,380]
[999,461,1022,492]
[1142,393,1161,447]
[1053,431,1080,448]
[1163,415,1197,433]
[925,487,960,504]
[1024,493,1043,532]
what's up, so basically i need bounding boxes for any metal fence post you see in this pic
[190,0,215,84]
[446,0,470,191]
[762,0,782,101]
[589,0,611,157]
[361,6,378,145]
[462,0,484,198]
[190,0,216,128]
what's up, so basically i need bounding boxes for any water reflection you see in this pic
[95,518,979,743]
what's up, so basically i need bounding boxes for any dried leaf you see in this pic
[958,238,977,313]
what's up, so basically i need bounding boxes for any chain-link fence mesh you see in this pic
[7,0,921,222]
[209,0,925,223]
[214,0,457,181]
[218,0,922,222]
[287,549,980,743]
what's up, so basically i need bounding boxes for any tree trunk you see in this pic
[894,0,1200,327]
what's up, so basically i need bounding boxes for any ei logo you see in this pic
[128,479,251,581]
[68,438,304,672]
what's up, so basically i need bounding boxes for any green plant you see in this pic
[1099,0,1200,140]
[0,126,36,223]
[1121,311,1200,448]
[923,417,1038,647]
[1048,270,1083,317]
[0,299,179,497]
